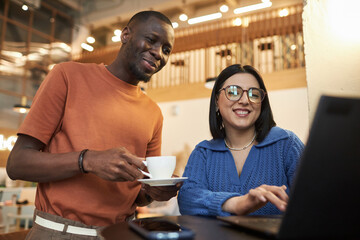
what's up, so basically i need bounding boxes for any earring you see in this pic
[219,121,225,130]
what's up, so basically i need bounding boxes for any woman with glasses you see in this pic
[178,64,304,216]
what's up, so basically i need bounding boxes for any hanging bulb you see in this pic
[179,13,188,21]
[220,4,229,13]
[13,96,30,114]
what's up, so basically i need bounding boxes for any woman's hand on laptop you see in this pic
[222,185,288,215]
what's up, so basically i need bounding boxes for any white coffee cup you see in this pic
[143,156,176,179]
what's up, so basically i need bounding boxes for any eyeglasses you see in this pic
[218,85,266,104]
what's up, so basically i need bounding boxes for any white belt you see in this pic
[34,215,98,237]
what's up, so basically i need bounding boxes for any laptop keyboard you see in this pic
[218,215,282,236]
[236,217,282,234]
[239,217,281,228]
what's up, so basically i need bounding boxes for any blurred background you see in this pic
[0,0,359,185]
[1,0,360,233]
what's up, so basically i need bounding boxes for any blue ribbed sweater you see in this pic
[178,126,304,217]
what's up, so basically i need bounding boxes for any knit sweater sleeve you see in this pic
[284,131,305,186]
[178,146,240,217]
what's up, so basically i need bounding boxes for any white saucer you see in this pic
[138,177,188,186]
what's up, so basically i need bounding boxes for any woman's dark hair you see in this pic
[209,64,276,142]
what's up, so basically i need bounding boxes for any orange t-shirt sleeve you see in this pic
[18,64,67,145]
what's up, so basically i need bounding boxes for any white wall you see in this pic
[159,98,211,156]
[159,87,309,156]
[268,88,309,142]
[303,0,360,120]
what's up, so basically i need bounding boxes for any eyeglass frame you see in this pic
[218,85,266,104]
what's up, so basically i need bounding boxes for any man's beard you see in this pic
[129,62,152,83]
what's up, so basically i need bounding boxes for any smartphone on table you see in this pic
[129,218,195,239]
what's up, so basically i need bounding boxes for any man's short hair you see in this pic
[126,10,173,28]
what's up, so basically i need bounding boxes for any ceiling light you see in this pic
[38,48,49,55]
[179,13,188,21]
[114,29,121,36]
[13,104,30,114]
[27,53,42,61]
[86,36,95,44]
[279,8,289,17]
[13,96,30,114]
[57,42,72,53]
[220,4,229,13]
[112,35,121,42]
[188,12,222,25]
[81,43,94,52]
[0,134,17,151]
[234,1,272,14]
[22,4,28,11]
[2,50,23,58]
[172,22,179,28]
[233,18,242,26]
[112,29,122,42]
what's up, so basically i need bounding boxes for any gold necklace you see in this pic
[224,133,256,151]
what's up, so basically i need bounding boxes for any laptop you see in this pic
[218,95,360,239]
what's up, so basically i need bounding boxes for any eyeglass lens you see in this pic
[225,86,264,103]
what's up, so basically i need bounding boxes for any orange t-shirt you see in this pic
[18,62,163,226]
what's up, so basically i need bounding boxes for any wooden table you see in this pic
[101,215,269,240]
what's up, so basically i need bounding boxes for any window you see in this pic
[33,6,52,35]
[54,14,73,43]
[5,22,28,43]
[8,1,31,27]
[0,0,75,129]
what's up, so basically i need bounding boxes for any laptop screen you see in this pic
[279,95,360,239]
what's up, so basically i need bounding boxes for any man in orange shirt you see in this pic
[7,11,178,239]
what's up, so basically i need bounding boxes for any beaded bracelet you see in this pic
[78,149,89,173]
